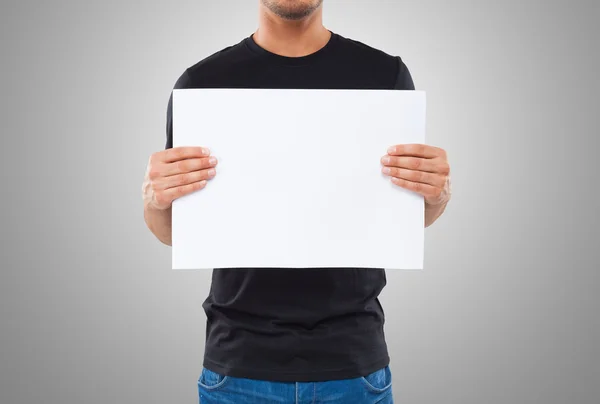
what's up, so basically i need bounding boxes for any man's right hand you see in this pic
[142,146,218,211]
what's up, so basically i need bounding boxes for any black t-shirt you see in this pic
[165,32,415,382]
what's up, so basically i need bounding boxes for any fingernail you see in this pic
[381,156,390,164]
[209,157,218,165]
[203,148,211,155]
[382,167,391,174]
[387,146,396,154]
[208,168,216,177]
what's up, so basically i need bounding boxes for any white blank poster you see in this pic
[172,89,426,270]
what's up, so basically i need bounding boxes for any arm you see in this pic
[425,173,451,227]
[381,144,452,227]
[142,147,217,245]
[425,199,449,228]
[391,57,452,227]
[143,70,217,245]
[143,83,178,246]
[143,158,174,246]
[144,205,173,245]
[143,87,180,246]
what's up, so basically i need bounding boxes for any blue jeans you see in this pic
[198,366,394,404]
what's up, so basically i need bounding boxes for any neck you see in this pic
[253,4,331,57]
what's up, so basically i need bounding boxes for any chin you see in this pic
[262,0,323,20]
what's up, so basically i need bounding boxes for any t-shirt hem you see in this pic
[202,355,391,383]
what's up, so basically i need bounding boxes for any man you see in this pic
[142,0,451,402]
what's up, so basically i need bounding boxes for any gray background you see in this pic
[1,0,599,403]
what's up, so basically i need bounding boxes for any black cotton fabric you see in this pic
[164,32,416,382]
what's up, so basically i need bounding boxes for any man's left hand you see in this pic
[381,144,451,206]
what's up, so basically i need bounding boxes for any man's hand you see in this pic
[380,144,451,206]
[143,146,218,210]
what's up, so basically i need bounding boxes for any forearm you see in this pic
[425,200,448,227]
[424,172,452,227]
[144,204,173,246]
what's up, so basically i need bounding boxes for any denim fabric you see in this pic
[198,366,394,404]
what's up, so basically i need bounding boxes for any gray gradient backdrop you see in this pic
[1,0,599,403]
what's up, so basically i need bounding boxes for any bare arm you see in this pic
[380,144,452,228]
[142,147,218,245]
[144,204,173,245]
[425,173,451,227]
[425,198,449,228]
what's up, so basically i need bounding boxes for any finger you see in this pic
[162,156,218,177]
[157,168,217,190]
[161,147,211,163]
[387,144,443,158]
[381,166,445,188]
[156,180,207,206]
[389,177,441,199]
[380,156,438,173]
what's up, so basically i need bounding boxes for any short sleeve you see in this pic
[393,57,415,90]
[165,69,194,149]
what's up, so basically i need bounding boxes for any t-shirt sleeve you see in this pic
[393,57,415,90]
[165,69,193,150]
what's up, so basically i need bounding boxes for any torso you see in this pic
[165,32,415,382]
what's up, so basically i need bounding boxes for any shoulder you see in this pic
[334,33,415,90]
[336,34,396,59]
[335,34,401,68]
[171,38,249,89]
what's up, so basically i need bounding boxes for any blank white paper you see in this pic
[172,89,426,270]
